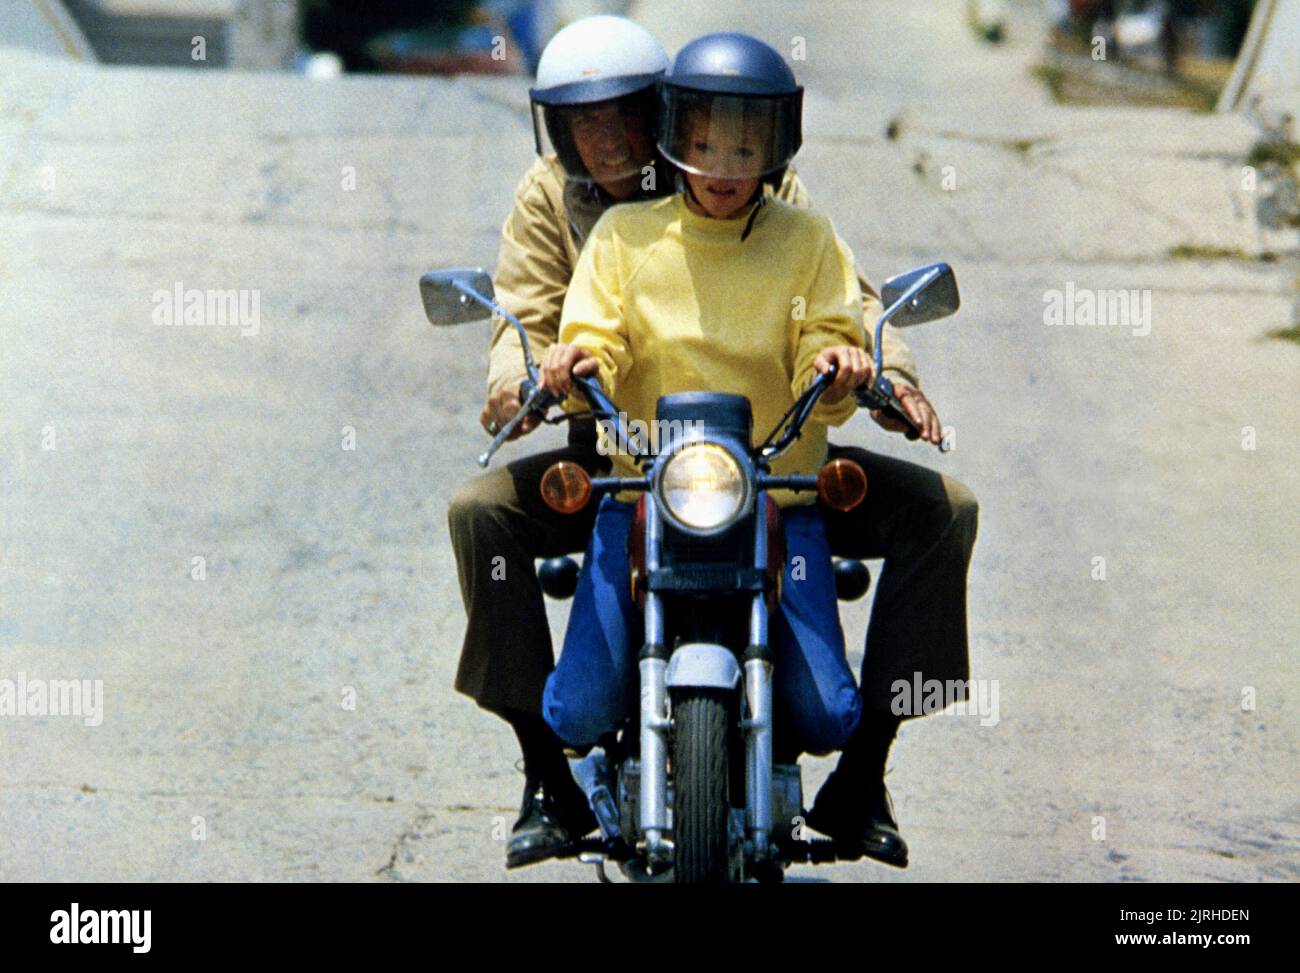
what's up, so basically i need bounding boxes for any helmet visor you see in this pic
[531,90,659,186]
[660,89,798,180]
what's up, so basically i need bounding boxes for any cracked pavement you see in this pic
[0,0,1296,882]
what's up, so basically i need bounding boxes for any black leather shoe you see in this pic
[805,779,909,869]
[505,778,598,870]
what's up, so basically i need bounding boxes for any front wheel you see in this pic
[672,689,731,884]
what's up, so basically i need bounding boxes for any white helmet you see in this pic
[529,16,668,185]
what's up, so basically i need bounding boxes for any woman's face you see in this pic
[681,113,764,219]
[569,102,656,200]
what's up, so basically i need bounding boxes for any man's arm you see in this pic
[776,168,920,389]
[480,159,572,435]
[553,214,631,402]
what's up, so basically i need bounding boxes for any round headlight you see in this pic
[658,444,748,533]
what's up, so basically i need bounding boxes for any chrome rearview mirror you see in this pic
[869,262,960,379]
[879,262,960,329]
[419,268,495,326]
[419,265,549,468]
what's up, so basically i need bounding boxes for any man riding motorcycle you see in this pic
[445,16,979,871]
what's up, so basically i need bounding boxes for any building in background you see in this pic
[2,0,96,60]
[63,0,300,70]
[302,0,556,76]
[3,0,625,76]
[1219,0,1300,115]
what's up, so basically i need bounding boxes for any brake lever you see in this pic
[477,380,556,467]
[855,377,949,453]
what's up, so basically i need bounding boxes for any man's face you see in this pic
[569,101,656,200]
[681,112,765,219]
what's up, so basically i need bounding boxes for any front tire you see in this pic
[672,690,730,884]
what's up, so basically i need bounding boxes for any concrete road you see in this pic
[0,0,1296,882]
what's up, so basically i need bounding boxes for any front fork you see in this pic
[639,496,673,865]
[743,494,774,860]
[636,495,777,867]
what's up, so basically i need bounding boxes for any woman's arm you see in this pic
[487,159,573,399]
[791,220,868,425]
[543,214,632,401]
[776,169,920,389]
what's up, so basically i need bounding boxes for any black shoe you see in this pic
[505,778,598,870]
[805,778,909,869]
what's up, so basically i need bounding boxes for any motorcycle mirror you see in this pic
[879,262,960,328]
[419,268,496,325]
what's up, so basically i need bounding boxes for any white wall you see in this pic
[1220,0,1300,116]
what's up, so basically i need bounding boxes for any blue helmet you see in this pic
[659,33,803,185]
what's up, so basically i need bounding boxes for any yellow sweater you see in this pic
[484,156,918,399]
[558,193,865,506]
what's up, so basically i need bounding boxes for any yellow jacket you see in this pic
[558,194,864,505]
[485,155,919,398]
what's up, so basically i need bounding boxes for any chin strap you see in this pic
[682,172,704,210]
[740,193,766,242]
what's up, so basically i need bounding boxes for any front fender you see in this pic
[665,642,741,691]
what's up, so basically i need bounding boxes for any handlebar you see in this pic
[482,358,940,471]
[855,376,921,441]
[476,379,557,467]
[478,370,635,469]
[571,373,652,466]
[757,362,839,460]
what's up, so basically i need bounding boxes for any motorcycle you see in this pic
[421,261,959,882]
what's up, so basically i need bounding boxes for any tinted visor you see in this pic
[660,89,799,180]
[530,88,660,185]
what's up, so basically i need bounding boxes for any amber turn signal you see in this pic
[817,458,867,512]
[540,461,592,514]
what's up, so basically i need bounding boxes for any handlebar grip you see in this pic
[518,378,556,415]
[571,373,620,426]
[570,372,602,403]
[855,380,920,440]
[887,397,921,440]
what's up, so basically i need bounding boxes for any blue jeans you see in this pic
[543,497,862,754]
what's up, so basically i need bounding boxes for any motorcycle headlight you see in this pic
[656,443,749,534]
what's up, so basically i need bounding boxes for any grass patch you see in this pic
[966,2,1006,45]
[1168,244,1277,262]
[1267,325,1300,345]
[1037,33,1230,112]
[1032,63,1066,102]
[1245,140,1300,171]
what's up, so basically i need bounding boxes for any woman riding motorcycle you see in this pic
[538,35,869,754]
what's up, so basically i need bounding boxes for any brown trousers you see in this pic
[447,424,978,719]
